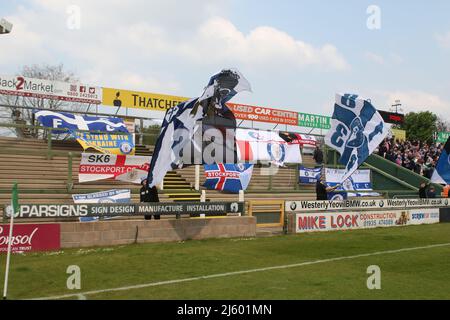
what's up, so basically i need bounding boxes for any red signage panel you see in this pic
[0,223,61,253]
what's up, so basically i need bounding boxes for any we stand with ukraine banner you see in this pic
[325,94,390,183]
[72,131,135,155]
[204,164,254,193]
[34,110,135,155]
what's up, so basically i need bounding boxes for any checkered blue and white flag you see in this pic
[325,94,390,183]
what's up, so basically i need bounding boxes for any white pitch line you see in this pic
[31,242,450,300]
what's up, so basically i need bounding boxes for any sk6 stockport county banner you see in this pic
[79,153,150,183]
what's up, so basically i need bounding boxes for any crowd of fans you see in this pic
[377,137,443,179]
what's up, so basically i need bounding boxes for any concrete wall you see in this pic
[60,217,257,248]
[285,213,296,234]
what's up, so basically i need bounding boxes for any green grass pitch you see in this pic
[1,223,450,300]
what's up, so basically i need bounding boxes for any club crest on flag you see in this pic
[267,143,286,163]
[119,142,134,154]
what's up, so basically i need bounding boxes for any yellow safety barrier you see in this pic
[248,200,285,227]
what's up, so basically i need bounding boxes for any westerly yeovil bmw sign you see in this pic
[286,198,450,213]
[4,202,245,218]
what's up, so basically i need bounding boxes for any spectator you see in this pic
[380,137,443,178]
[313,146,324,165]
[316,175,339,200]
[140,178,161,220]
[419,182,429,199]
[427,186,437,199]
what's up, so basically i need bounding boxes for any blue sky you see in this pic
[1,0,450,123]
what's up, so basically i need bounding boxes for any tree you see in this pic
[436,115,449,133]
[401,111,437,142]
[0,64,80,138]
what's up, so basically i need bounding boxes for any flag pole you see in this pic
[3,183,18,300]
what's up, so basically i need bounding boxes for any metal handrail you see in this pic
[0,122,159,136]
[0,103,156,121]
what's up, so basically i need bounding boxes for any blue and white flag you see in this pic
[431,137,450,185]
[299,166,321,184]
[35,110,128,133]
[325,94,390,183]
[147,69,251,188]
[327,192,348,201]
[204,163,254,193]
[325,168,380,197]
[72,189,131,222]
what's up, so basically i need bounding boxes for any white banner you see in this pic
[325,168,372,190]
[236,128,302,166]
[287,198,450,213]
[408,208,441,225]
[78,153,150,184]
[325,168,379,197]
[295,209,440,233]
[72,189,131,222]
[0,74,102,104]
[72,189,131,204]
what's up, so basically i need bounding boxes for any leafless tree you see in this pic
[436,116,449,133]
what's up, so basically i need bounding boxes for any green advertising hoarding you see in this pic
[436,132,450,143]
[298,112,331,130]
